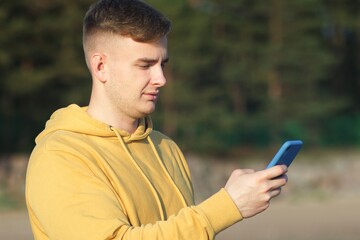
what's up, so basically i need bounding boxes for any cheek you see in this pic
[131,70,152,89]
[108,65,150,93]
[105,79,122,103]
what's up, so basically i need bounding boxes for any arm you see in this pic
[26,149,242,240]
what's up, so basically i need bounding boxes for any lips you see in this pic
[143,91,159,101]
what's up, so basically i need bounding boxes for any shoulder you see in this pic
[149,130,186,159]
[35,129,98,154]
[28,130,98,173]
[150,130,178,147]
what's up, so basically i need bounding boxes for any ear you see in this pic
[90,53,107,83]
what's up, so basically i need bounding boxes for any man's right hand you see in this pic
[224,165,288,218]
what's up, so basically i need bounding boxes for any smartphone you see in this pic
[266,140,303,169]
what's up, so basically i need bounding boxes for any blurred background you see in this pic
[0,0,359,239]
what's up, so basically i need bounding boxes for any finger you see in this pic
[263,165,288,180]
[284,174,288,182]
[269,175,288,190]
[269,188,282,198]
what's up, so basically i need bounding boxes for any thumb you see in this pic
[225,169,255,188]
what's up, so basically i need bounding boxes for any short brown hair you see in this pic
[83,0,171,43]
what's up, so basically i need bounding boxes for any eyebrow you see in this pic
[136,57,169,64]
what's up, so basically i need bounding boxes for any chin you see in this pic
[145,103,156,114]
[145,108,156,115]
[138,107,156,117]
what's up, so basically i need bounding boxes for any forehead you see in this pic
[107,34,168,59]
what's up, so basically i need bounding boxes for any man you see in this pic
[26,0,288,239]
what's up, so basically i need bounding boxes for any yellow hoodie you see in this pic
[26,104,242,240]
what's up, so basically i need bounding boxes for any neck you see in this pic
[87,96,139,134]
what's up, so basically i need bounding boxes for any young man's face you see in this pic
[103,35,168,120]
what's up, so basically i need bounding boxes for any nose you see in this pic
[151,66,167,87]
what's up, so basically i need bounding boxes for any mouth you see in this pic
[143,91,159,101]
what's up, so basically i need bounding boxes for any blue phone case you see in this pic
[266,140,303,169]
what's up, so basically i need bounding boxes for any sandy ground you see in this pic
[217,196,360,240]
[1,150,359,240]
[0,211,32,240]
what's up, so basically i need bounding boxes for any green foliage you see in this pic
[0,0,92,153]
[0,0,360,155]
[321,114,360,146]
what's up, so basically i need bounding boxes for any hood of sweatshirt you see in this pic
[36,104,153,144]
[34,104,191,221]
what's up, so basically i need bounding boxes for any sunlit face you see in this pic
[103,35,168,120]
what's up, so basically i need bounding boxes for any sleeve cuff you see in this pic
[197,188,243,233]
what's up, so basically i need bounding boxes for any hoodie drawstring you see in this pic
[110,126,187,221]
[147,136,188,208]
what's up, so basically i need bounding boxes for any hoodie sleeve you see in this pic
[119,189,242,239]
[26,148,242,240]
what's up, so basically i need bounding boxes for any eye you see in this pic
[138,65,150,70]
[161,60,169,69]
